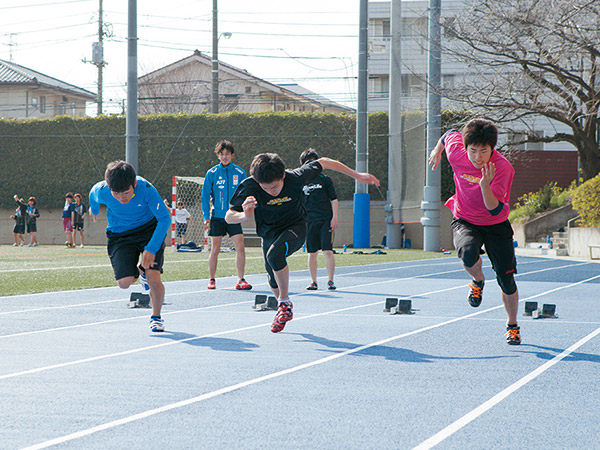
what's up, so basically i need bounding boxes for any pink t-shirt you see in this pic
[444,131,514,225]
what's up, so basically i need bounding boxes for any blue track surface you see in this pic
[1,255,599,449]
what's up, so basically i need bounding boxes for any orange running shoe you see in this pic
[207,279,216,290]
[235,278,253,290]
[505,325,521,345]
[467,280,484,307]
[271,301,293,333]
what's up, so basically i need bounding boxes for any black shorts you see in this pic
[262,222,306,289]
[13,223,25,234]
[107,219,165,281]
[27,222,37,233]
[209,218,243,237]
[306,219,334,253]
[73,222,84,231]
[451,218,517,277]
[176,222,187,237]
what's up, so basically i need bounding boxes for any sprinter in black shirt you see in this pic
[226,152,379,333]
[300,149,338,291]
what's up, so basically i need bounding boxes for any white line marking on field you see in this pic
[19,273,600,450]
[413,323,600,450]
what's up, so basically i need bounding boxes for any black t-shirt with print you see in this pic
[301,173,337,221]
[229,161,322,238]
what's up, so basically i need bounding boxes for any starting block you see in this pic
[128,292,151,309]
[252,294,278,311]
[532,303,558,319]
[523,301,538,316]
[383,298,414,314]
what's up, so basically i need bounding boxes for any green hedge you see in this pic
[0,111,464,209]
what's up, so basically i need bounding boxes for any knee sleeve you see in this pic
[457,243,481,268]
[266,242,288,273]
[496,270,517,295]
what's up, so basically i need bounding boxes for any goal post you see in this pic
[171,176,206,252]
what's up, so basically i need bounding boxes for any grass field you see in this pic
[0,244,453,296]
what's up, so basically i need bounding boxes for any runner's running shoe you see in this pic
[467,279,484,307]
[207,279,216,290]
[505,325,521,345]
[235,278,253,290]
[327,280,336,290]
[306,281,318,290]
[139,273,150,291]
[271,301,293,333]
[149,317,165,332]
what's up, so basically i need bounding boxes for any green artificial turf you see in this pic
[0,245,452,296]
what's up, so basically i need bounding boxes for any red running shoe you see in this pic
[207,279,216,290]
[235,278,253,290]
[271,301,293,333]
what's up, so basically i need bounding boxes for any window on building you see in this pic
[382,20,390,38]
[40,96,46,113]
[508,130,544,151]
[245,86,252,94]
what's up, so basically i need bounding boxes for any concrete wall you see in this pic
[512,204,578,247]
[2,202,455,250]
[567,228,600,259]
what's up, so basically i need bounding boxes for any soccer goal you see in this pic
[171,176,206,252]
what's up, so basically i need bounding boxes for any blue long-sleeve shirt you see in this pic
[201,162,246,220]
[89,176,170,255]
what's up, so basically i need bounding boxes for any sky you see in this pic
[0,0,363,114]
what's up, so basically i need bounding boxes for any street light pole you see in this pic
[211,0,219,113]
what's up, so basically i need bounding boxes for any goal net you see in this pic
[171,176,206,252]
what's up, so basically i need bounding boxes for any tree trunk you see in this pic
[578,139,600,181]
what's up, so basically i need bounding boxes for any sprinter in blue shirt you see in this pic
[89,160,171,332]
[201,140,252,291]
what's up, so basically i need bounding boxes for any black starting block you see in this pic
[128,292,151,308]
[252,294,278,311]
[523,301,538,316]
[383,297,415,314]
[532,303,558,319]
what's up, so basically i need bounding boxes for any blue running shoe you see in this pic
[149,317,165,332]
[139,273,150,291]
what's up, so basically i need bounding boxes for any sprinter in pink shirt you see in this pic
[429,118,521,345]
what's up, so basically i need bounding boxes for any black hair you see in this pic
[250,153,285,184]
[105,160,137,193]
[462,118,498,150]
[215,140,235,155]
[65,192,74,199]
[299,148,319,165]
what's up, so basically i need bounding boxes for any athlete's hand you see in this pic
[242,196,257,217]
[204,219,210,229]
[356,173,380,187]
[428,141,444,170]
[90,213,97,223]
[480,162,495,188]
[330,217,338,230]
[141,250,156,270]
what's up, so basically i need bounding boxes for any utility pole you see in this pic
[385,0,404,248]
[96,0,104,115]
[125,0,138,172]
[211,0,219,113]
[421,0,442,251]
[353,0,370,249]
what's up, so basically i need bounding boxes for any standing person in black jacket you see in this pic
[11,195,27,246]
[72,193,87,248]
[26,196,40,246]
[299,149,339,291]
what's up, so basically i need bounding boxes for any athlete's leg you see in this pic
[308,252,318,283]
[208,236,223,279]
[324,250,335,282]
[231,233,246,281]
[146,269,165,316]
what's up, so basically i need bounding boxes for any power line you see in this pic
[0,0,93,10]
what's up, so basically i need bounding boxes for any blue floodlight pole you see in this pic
[353,0,370,249]
[125,0,138,172]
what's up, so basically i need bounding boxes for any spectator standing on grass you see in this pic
[299,149,339,291]
[72,193,87,248]
[62,193,76,248]
[428,118,521,345]
[201,140,252,291]
[175,201,192,245]
[89,160,171,332]
[10,195,27,246]
[26,196,40,247]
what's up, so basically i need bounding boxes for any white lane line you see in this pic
[19,273,600,450]
[413,323,600,450]
[0,259,459,315]
[0,259,584,338]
